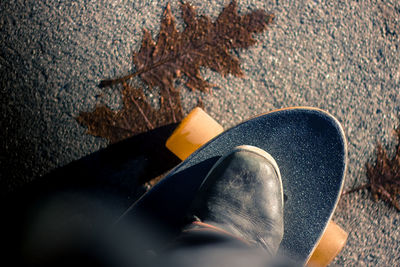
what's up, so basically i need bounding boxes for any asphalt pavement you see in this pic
[1,0,400,265]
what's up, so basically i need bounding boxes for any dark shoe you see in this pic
[189,145,284,255]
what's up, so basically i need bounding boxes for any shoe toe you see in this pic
[191,146,284,254]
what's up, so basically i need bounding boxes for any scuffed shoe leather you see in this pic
[189,145,284,256]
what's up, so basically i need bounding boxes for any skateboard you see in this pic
[118,107,348,266]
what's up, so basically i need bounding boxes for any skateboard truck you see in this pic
[166,107,348,267]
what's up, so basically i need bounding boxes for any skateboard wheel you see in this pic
[307,220,348,267]
[166,107,224,160]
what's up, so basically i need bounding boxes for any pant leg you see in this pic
[150,222,296,267]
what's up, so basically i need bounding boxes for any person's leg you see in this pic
[8,145,289,267]
[153,222,296,267]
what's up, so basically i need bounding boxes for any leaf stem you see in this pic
[163,87,177,123]
[130,95,154,130]
[99,57,175,88]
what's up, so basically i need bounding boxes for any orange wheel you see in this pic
[307,220,348,267]
[166,107,224,160]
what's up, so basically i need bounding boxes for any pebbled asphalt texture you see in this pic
[1,0,400,266]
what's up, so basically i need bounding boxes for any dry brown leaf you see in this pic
[344,127,400,211]
[78,1,274,142]
[77,83,182,143]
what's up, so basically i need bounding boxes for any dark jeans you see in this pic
[9,196,296,267]
[149,221,296,267]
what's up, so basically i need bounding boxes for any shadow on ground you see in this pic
[1,123,180,266]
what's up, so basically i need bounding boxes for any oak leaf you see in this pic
[77,83,182,143]
[78,1,274,142]
[344,127,400,211]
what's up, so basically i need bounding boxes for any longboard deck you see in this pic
[119,108,347,264]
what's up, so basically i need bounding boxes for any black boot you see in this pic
[188,145,284,256]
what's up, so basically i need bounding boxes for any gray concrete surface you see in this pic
[1,0,399,265]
